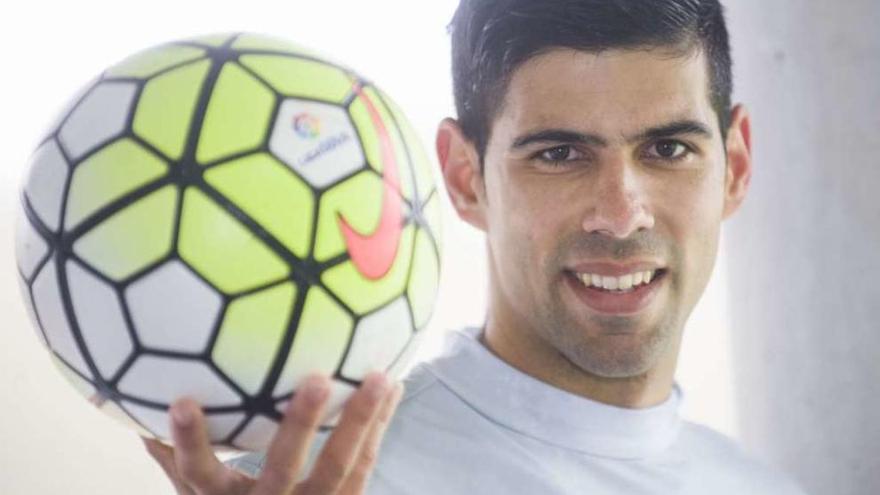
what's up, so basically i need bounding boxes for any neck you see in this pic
[479,311,680,409]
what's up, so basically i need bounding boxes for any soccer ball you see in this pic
[14,33,442,452]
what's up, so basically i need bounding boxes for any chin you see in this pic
[555,323,672,379]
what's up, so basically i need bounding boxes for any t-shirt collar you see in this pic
[424,327,683,459]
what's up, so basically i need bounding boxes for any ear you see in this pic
[436,118,488,231]
[722,104,752,220]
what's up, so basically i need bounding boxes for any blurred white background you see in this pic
[1,1,753,493]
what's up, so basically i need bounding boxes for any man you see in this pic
[144,0,807,493]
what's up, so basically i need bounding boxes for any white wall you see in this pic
[724,2,880,494]
[1,1,750,493]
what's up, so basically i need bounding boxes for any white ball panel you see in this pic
[274,380,355,428]
[342,298,412,380]
[121,400,245,442]
[232,415,278,453]
[24,139,69,232]
[32,258,92,378]
[59,81,138,161]
[385,326,427,380]
[117,356,242,407]
[17,275,47,346]
[101,400,157,439]
[269,99,364,188]
[50,353,96,399]
[40,77,100,143]
[66,261,134,380]
[321,380,355,428]
[125,260,222,353]
[14,210,49,280]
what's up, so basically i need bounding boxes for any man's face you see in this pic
[471,47,744,379]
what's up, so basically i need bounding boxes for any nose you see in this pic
[580,159,655,238]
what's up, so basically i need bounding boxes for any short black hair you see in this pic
[449,0,732,163]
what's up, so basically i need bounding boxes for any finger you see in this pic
[169,398,229,494]
[296,372,389,495]
[338,381,404,495]
[141,437,196,495]
[251,374,330,495]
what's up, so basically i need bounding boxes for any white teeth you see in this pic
[602,276,619,290]
[577,270,660,291]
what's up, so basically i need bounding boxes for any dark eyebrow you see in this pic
[510,120,714,151]
[511,129,608,149]
[630,120,713,142]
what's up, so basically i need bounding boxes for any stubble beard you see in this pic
[536,295,678,380]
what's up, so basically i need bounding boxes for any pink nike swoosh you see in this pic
[337,86,404,281]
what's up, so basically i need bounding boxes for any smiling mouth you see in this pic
[564,269,668,315]
[573,269,664,293]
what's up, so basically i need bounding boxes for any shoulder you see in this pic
[677,421,807,495]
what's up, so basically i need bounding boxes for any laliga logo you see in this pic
[292,112,321,139]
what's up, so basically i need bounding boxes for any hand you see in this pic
[142,372,404,495]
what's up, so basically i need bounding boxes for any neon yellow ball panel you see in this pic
[313,170,384,262]
[384,91,436,201]
[273,286,354,397]
[213,283,297,395]
[204,153,315,259]
[196,63,275,165]
[73,185,178,280]
[178,187,290,294]
[15,32,441,451]
[407,230,441,329]
[321,225,416,315]
[65,138,168,230]
[231,33,321,58]
[240,55,354,104]
[133,59,211,160]
[105,45,206,79]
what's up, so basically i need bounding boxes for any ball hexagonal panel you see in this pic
[274,380,356,428]
[321,225,415,315]
[125,260,223,353]
[406,229,441,330]
[177,187,289,294]
[239,54,354,104]
[204,153,315,259]
[32,258,92,378]
[232,415,278,452]
[23,139,69,232]
[272,286,353,398]
[100,400,159,439]
[15,209,49,280]
[232,33,323,59]
[66,260,134,380]
[212,282,297,396]
[49,354,96,399]
[312,170,384,263]
[122,400,244,441]
[380,88,436,201]
[17,275,47,346]
[196,62,275,165]
[342,297,413,380]
[105,44,206,79]
[117,355,241,407]
[132,59,211,161]
[269,98,364,189]
[73,185,178,281]
[64,138,168,231]
[59,81,138,161]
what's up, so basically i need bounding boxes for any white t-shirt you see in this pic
[228,327,806,494]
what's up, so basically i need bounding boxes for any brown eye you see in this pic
[540,146,574,162]
[652,140,688,159]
